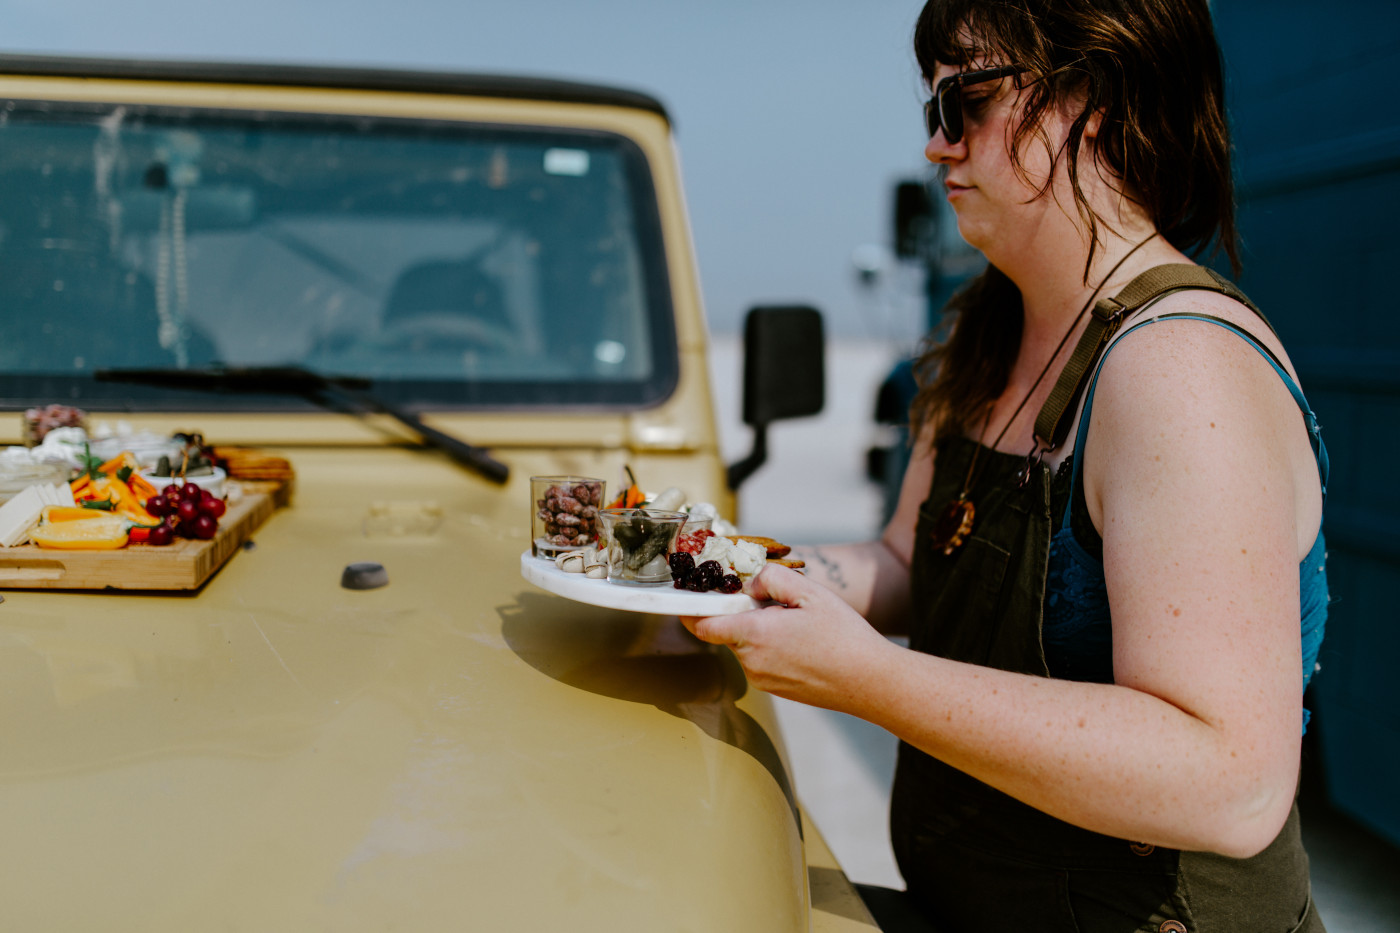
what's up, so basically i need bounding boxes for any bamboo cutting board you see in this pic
[0,484,278,591]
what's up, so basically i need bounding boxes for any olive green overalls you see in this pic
[891,266,1324,933]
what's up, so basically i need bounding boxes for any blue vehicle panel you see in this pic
[1215,0,1400,849]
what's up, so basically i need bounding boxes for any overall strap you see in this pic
[1064,312,1330,525]
[1034,264,1277,451]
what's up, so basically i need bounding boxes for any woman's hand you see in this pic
[680,564,896,712]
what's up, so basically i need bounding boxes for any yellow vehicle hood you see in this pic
[0,446,818,930]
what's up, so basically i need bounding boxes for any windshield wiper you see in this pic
[93,365,510,484]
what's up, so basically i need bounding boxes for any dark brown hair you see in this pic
[909,0,1240,442]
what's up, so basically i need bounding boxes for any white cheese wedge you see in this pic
[0,485,46,547]
[694,536,768,579]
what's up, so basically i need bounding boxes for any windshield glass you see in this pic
[0,98,677,411]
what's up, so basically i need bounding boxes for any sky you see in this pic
[1,0,938,338]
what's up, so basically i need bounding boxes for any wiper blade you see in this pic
[94,366,510,485]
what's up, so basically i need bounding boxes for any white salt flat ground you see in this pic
[707,333,1400,930]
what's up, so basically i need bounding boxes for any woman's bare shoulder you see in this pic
[1118,287,1301,383]
[1083,286,1323,556]
[1088,295,1306,473]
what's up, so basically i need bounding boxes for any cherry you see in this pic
[199,493,226,519]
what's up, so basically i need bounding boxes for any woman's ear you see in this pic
[1083,106,1105,141]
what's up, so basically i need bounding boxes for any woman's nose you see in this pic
[925,129,963,165]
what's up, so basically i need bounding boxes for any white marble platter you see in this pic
[519,551,758,616]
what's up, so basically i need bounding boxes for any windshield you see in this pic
[0,98,677,411]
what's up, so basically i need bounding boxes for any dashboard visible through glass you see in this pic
[0,99,677,410]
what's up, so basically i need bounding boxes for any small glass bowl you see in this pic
[531,475,606,559]
[681,515,712,534]
[598,508,689,586]
[139,466,227,500]
[0,460,72,506]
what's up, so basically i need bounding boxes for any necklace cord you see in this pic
[957,233,1158,497]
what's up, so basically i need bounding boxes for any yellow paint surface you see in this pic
[0,62,869,929]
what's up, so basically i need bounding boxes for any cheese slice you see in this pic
[0,486,45,547]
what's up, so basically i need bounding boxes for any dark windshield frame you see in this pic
[0,97,680,413]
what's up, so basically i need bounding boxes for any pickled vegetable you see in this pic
[29,515,130,549]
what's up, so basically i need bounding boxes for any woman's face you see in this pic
[925,59,1079,260]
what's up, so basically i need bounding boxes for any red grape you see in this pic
[177,499,200,523]
[199,493,226,518]
[190,514,218,540]
[145,496,169,517]
[148,522,175,546]
[179,482,203,502]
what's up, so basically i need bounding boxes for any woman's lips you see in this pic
[945,180,972,197]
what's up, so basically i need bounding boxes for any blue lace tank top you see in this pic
[1042,314,1330,731]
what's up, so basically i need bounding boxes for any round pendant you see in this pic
[930,497,976,556]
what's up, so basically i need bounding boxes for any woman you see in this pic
[684,1,1328,930]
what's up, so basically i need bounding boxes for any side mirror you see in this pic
[892,179,935,260]
[727,305,825,490]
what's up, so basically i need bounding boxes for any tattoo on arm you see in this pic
[808,548,848,590]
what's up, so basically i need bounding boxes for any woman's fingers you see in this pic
[682,607,765,646]
[681,565,815,645]
[683,566,855,652]
[744,563,815,606]
[680,613,726,643]
[680,564,895,708]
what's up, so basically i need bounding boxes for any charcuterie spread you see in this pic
[520,466,801,614]
[0,409,290,589]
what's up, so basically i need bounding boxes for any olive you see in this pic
[612,523,644,549]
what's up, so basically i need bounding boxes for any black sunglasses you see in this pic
[924,65,1026,144]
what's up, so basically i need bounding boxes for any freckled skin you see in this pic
[684,52,1321,859]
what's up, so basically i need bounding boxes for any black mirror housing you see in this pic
[892,179,935,260]
[741,305,824,426]
[727,305,825,489]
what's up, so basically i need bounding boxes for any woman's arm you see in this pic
[686,319,1314,858]
[786,426,935,635]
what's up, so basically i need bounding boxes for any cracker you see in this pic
[729,535,791,558]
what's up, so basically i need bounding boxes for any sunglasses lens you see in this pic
[925,82,964,144]
[940,83,963,144]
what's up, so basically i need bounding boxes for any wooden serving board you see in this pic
[0,484,279,591]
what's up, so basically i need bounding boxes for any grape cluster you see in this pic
[144,482,226,546]
[669,553,742,594]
